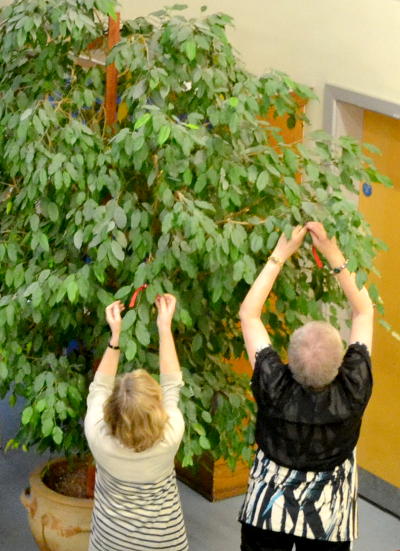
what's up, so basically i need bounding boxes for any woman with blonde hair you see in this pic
[238,222,374,551]
[84,294,188,551]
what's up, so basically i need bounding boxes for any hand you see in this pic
[273,225,307,261]
[155,294,176,331]
[105,301,125,344]
[305,221,340,257]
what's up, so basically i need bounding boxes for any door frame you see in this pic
[323,84,400,137]
[323,84,400,519]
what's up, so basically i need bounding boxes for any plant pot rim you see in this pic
[28,457,94,508]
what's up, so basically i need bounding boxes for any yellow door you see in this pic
[357,109,400,488]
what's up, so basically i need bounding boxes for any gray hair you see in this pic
[288,321,344,389]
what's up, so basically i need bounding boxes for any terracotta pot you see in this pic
[20,458,93,551]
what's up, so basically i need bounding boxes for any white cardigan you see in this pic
[84,370,185,483]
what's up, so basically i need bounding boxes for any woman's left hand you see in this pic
[273,225,308,261]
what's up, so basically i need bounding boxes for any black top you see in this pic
[251,342,373,471]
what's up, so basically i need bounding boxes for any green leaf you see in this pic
[231,225,246,248]
[38,232,49,252]
[184,39,197,61]
[41,417,54,437]
[158,125,171,146]
[191,333,203,352]
[67,279,79,303]
[267,231,279,250]
[355,269,367,289]
[21,406,33,425]
[73,229,84,250]
[125,340,137,361]
[48,202,59,222]
[68,386,81,408]
[113,205,127,229]
[180,308,192,327]
[135,321,150,346]
[35,399,47,413]
[256,170,270,191]
[201,410,212,423]
[241,446,252,462]
[48,153,65,176]
[199,435,211,449]
[229,97,239,108]
[20,108,33,121]
[95,0,117,19]
[134,113,151,130]
[131,211,141,229]
[250,233,263,253]
[52,426,63,445]
[111,240,125,261]
[83,89,94,107]
[122,309,137,331]
[233,259,244,281]
[112,128,130,144]
[193,423,206,436]
[30,214,40,231]
[284,148,298,173]
[0,362,8,380]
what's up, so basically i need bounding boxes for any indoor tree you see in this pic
[0,0,391,470]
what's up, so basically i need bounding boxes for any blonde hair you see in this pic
[103,369,168,452]
[288,321,344,389]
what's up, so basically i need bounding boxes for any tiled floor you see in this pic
[1,397,399,551]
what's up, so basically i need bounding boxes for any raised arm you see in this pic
[156,294,181,375]
[306,221,374,352]
[239,226,307,367]
[96,300,125,376]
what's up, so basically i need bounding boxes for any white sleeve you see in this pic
[84,372,115,442]
[160,372,184,410]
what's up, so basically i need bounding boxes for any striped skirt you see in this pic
[89,466,188,551]
[239,448,358,543]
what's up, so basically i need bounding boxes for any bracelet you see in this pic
[329,259,349,275]
[268,255,284,267]
[108,342,120,350]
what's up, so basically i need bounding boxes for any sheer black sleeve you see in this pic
[251,346,291,407]
[339,342,373,408]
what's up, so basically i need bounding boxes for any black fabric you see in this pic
[251,342,372,471]
[241,524,351,551]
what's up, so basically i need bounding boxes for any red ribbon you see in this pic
[312,246,324,269]
[129,284,148,308]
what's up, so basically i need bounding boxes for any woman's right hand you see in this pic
[305,221,340,257]
[155,294,176,331]
[105,301,125,343]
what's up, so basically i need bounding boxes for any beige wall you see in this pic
[119,0,400,129]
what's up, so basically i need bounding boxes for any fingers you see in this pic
[293,225,307,240]
[163,293,176,310]
[155,294,176,312]
[155,294,166,313]
[305,221,325,238]
[106,300,124,323]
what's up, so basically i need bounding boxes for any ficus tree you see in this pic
[0,0,392,469]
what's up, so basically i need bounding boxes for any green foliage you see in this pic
[0,1,391,467]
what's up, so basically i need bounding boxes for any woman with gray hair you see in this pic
[238,222,374,551]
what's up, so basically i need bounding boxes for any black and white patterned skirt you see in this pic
[239,448,358,543]
[89,466,188,551]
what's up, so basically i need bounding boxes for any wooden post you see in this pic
[105,13,121,127]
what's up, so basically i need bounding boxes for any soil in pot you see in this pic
[42,457,94,498]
